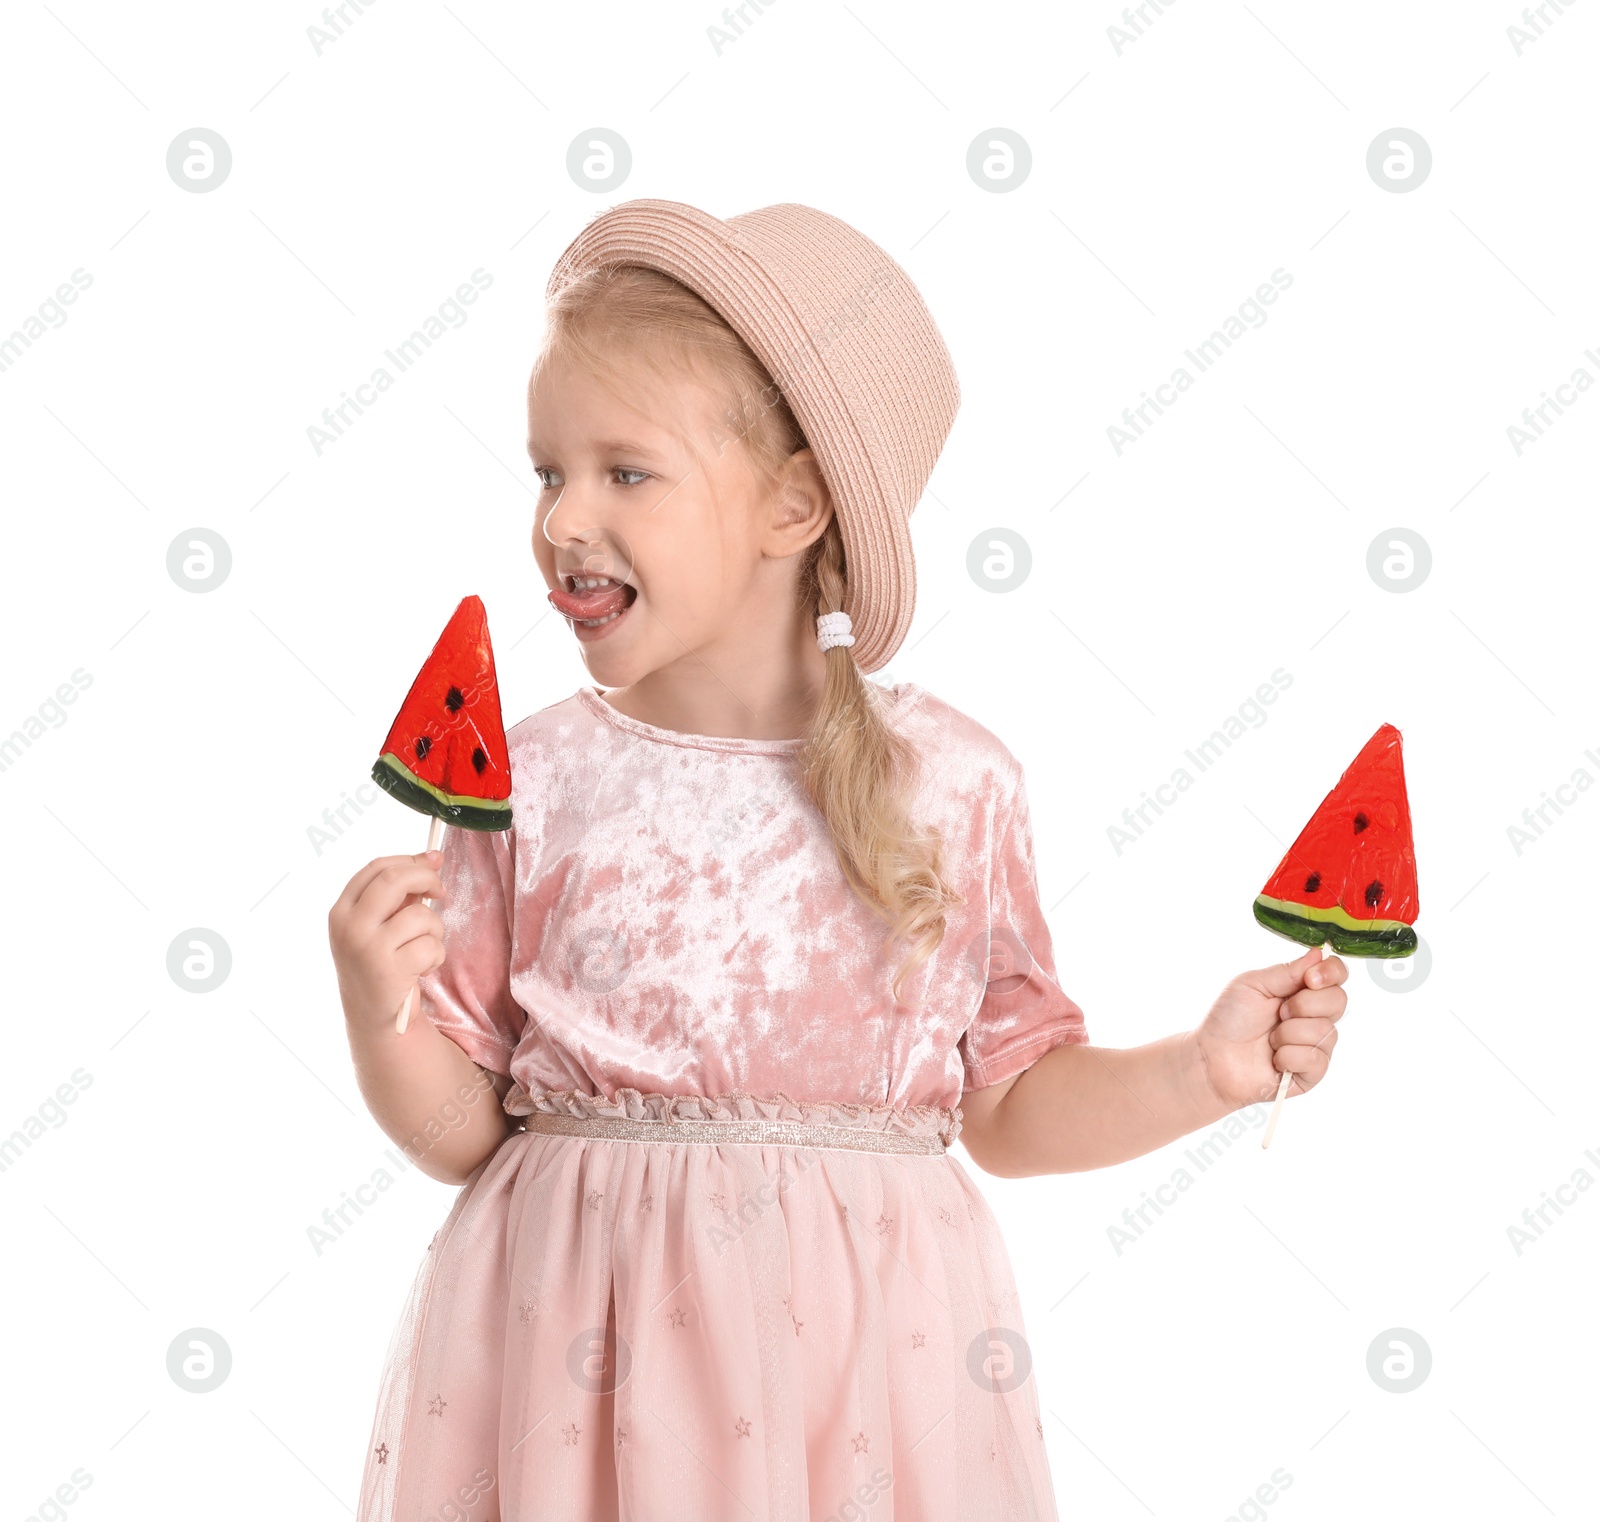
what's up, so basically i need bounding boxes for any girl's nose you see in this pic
[539,478,603,549]
[540,492,627,579]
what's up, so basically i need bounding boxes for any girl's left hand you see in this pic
[1193,946,1349,1111]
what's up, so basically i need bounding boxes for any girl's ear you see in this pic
[765,448,833,553]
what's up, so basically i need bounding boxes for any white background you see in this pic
[2,1,1595,1518]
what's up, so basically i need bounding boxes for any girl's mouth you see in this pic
[547,574,639,639]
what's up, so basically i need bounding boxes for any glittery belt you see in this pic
[519,1109,951,1155]
[506,1085,961,1154]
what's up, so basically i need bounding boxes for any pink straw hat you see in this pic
[545,199,961,675]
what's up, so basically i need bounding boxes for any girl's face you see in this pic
[526,343,830,687]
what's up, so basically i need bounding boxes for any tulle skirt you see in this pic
[356,1089,1059,1522]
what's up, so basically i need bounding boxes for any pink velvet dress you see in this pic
[357,682,1088,1522]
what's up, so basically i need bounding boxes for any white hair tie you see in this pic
[816,610,855,653]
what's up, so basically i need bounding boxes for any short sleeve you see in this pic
[957,767,1089,1092]
[418,822,526,1078]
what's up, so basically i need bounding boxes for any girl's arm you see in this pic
[331,851,518,1185]
[959,946,1348,1178]
[345,1016,518,1186]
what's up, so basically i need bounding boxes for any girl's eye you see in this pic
[532,466,648,489]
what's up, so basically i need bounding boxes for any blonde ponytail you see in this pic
[795,518,963,1005]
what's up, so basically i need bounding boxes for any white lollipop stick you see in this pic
[394,814,445,1034]
[1260,940,1330,1150]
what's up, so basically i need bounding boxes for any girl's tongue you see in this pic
[548,576,636,620]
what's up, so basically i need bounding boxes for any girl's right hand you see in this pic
[328,850,446,1035]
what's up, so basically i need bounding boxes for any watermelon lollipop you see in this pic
[372,594,512,831]
[1254,723,1418,957]
[372,595,512,1032]
[1256,723,1419,1147]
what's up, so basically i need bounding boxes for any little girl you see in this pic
[329,199,1348,1522]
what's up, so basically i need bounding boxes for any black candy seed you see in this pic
[1353,811,1369,832]
[471,745,488,774]
[1365,879,1383,907]
[1304,872,1321,893]
[445,685,465,713]
[414,735,433,762]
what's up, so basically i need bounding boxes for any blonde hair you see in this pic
[535,263,962,1004]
